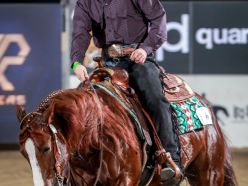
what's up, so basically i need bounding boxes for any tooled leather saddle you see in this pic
[90,57,194,103]
[89,61,195,144]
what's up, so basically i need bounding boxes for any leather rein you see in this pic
[48,124,68,186]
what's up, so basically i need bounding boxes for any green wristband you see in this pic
[71,61,81,70]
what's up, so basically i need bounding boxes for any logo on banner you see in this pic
[0,34,31,91]
[0,34,31,105]
[156,14,248,61]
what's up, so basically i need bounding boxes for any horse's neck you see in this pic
[64,118,100,153]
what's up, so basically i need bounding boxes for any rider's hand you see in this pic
[130,48,147,64]
[73,64,89,82]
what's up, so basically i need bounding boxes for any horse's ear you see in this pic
[46,102,55,124]
[16,105,27,123]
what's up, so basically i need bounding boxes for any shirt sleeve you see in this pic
[136,0,167,55]
[70,0,92,64]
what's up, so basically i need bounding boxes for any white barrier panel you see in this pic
[181,75,248,148]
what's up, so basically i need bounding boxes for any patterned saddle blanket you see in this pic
[171,96,213,134]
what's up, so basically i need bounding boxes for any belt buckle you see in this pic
[107,44,123,58]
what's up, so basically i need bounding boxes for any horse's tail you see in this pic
[223,148,238,186]
[196,93,238,186]
[213,107,238,186]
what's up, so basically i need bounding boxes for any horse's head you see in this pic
[17,105,69,186]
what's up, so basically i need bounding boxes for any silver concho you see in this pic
[107,44,123,58]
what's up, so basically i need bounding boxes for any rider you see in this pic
[70,0,182,181]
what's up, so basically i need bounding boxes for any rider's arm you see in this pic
[136,0,167,55]
[70,0,92,65]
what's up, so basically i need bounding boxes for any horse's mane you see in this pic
[47,88,140,158]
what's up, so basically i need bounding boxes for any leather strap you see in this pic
[132,96,168,164]
[138,103,182,179]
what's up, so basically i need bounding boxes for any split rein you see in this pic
[89,82,104,186]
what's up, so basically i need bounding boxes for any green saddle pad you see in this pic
[170,96,213,135]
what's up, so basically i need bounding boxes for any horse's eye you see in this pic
[38,146,50,153]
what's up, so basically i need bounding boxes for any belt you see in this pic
[102,44,138,58]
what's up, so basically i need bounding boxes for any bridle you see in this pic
[48,124,68,186]
[20,112,42,129]
[20,83,105,186]
[20,111,68,186]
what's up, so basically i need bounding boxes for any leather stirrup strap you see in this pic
[139,107,167,164]
[132,96,167,162]
[140,108,182,179]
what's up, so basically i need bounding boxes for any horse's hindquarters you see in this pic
[179,129,206,168]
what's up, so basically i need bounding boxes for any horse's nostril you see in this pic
[53,176,66,186]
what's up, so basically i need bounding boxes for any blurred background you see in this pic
[0,0,247,185]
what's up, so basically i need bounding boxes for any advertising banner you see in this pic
[157,1,248,74]
[0,4,62,143]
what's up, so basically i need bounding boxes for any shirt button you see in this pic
[105,3,108,6]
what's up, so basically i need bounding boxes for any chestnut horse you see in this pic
[17,86,237,185]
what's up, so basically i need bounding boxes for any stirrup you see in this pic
[161,152,182,181]
[160,166,175,181]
